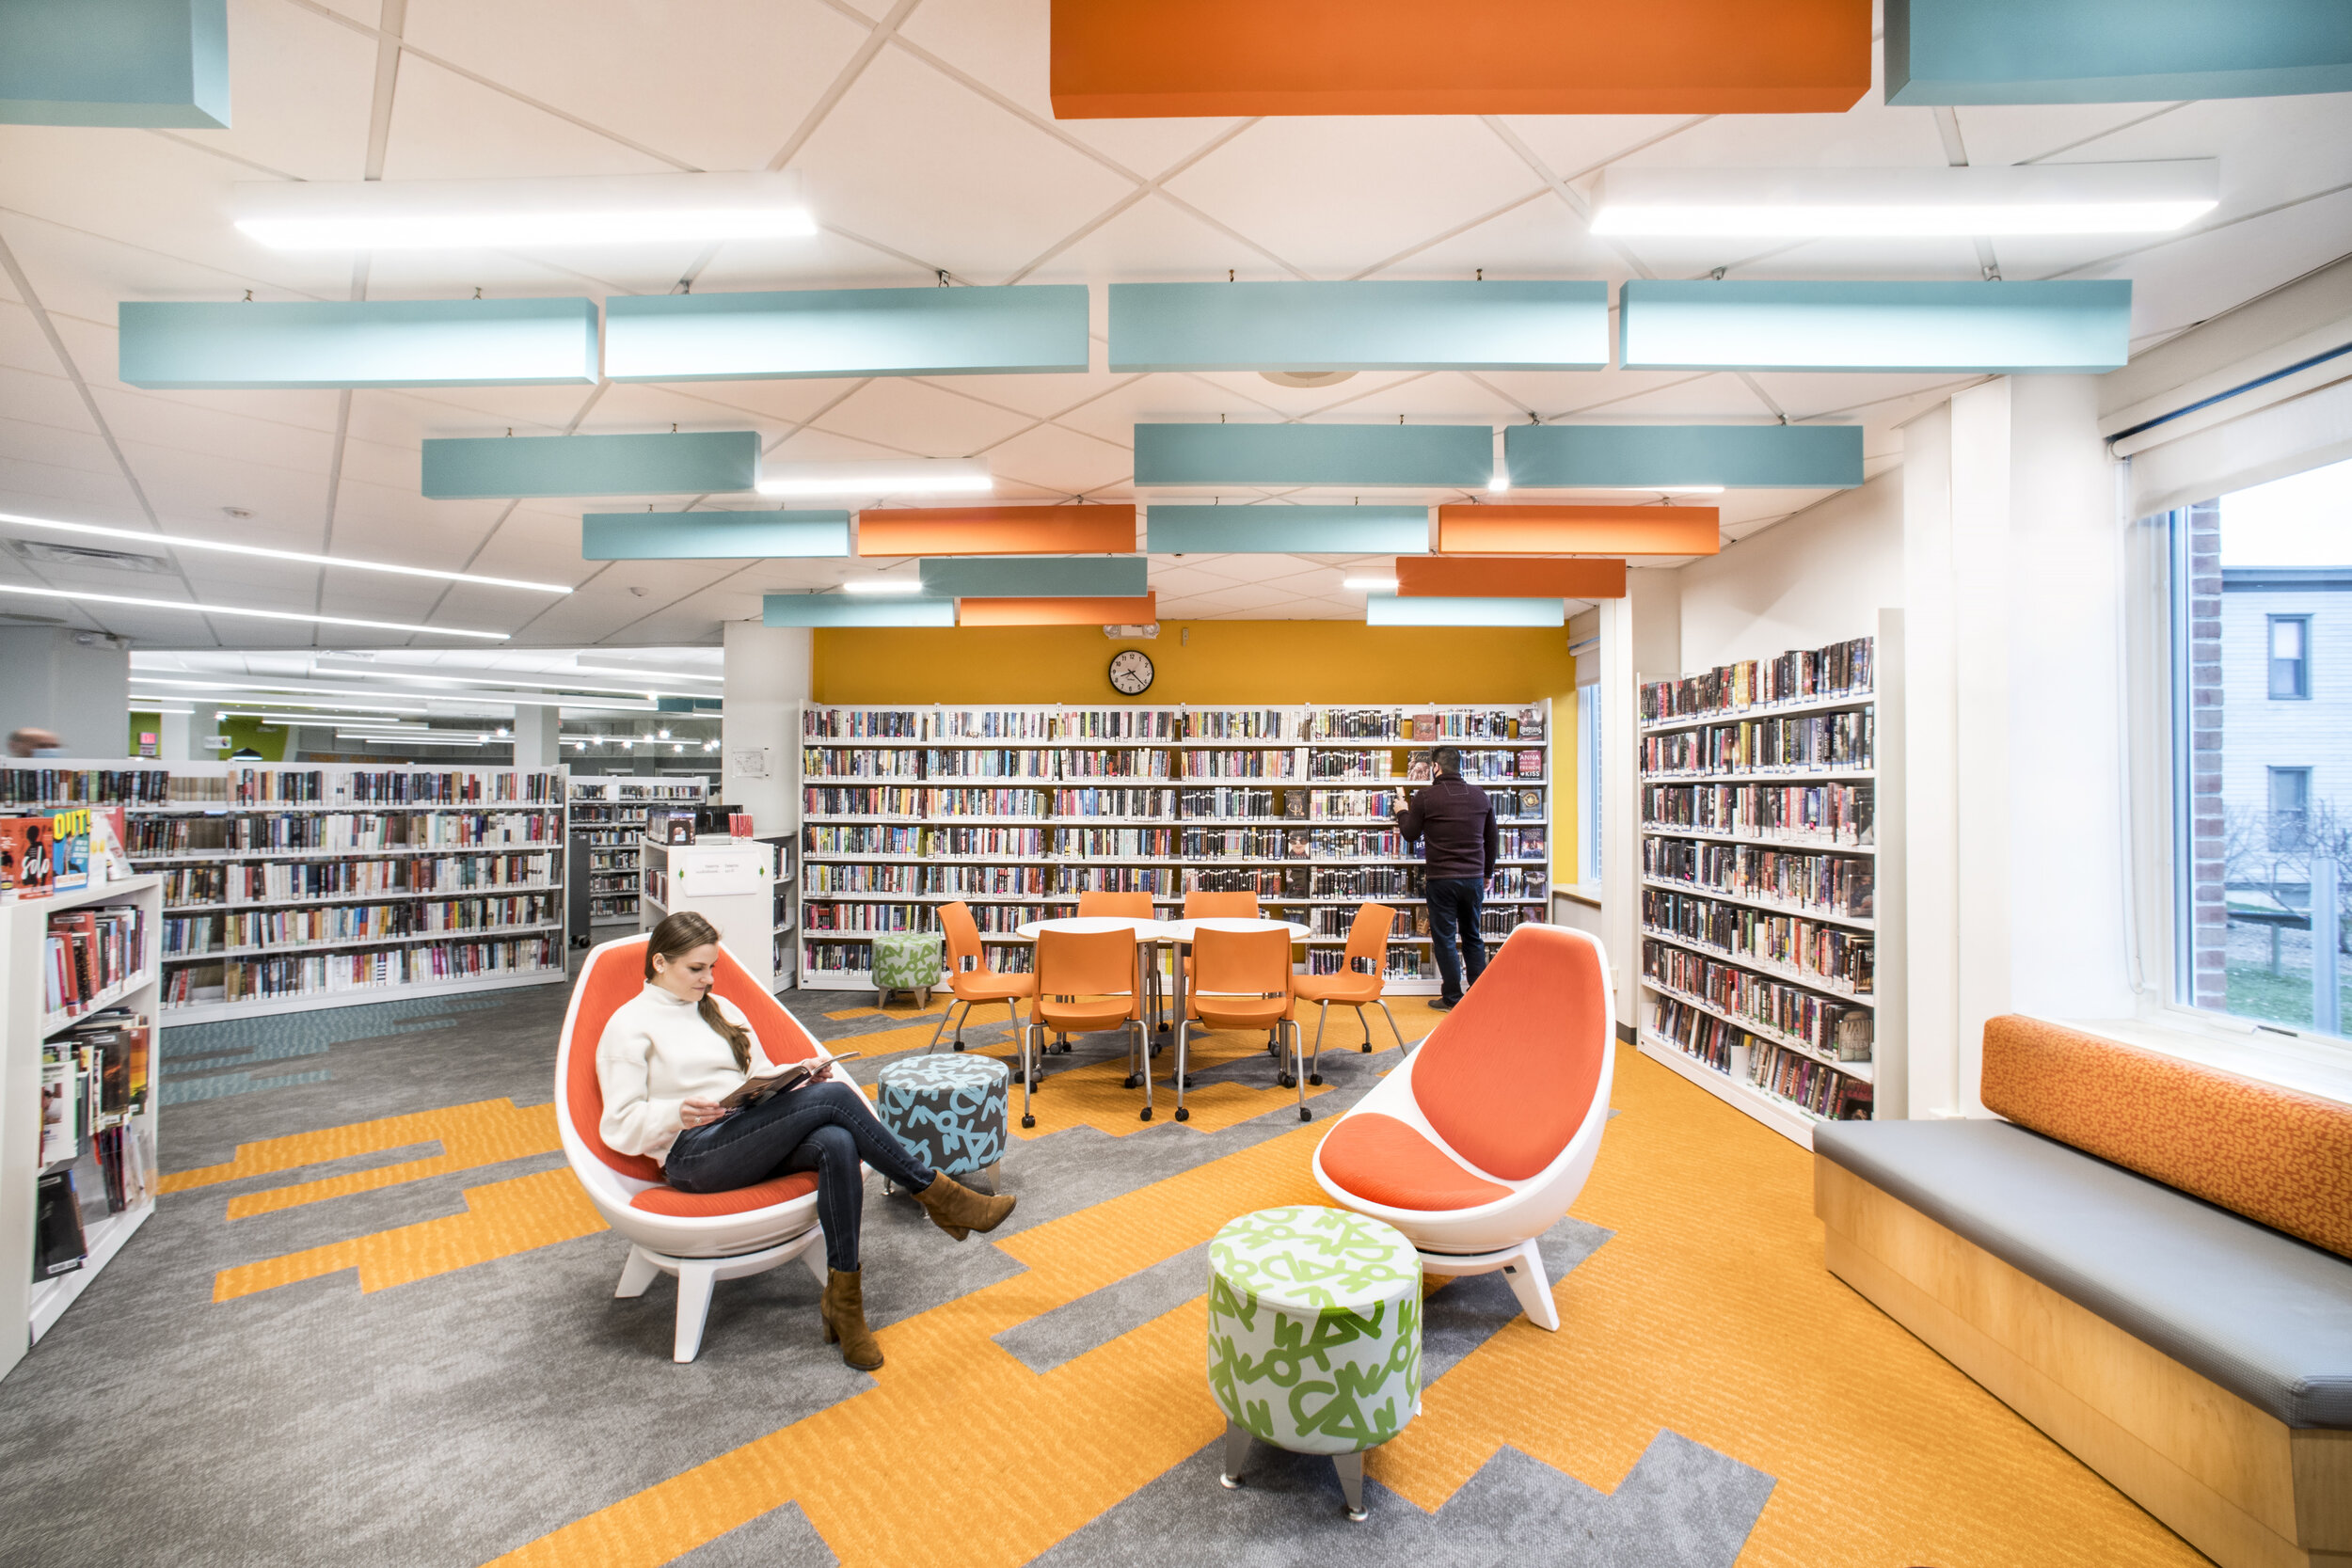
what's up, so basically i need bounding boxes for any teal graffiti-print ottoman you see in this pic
[1207,1206,1422,1517]
[870,930,943,997]
[876,1053,1009,1182]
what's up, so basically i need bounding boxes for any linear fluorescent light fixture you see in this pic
[0,512,569,593]
[231,172,817,251]
[755,459,992,499]
[1343,578,1401,591]
[568,664,723,682]
[1592,160,2218,236]
[841,579,928,594]
[1,585,507,639]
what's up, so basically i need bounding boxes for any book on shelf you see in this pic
[1411,714,1438,742]
[1515,706,1546,741]
[1515,749,1543,779]
[1405,751,1433,783]
[35,1170,87,1278]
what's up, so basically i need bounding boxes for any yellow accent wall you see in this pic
[813,620,1579,884]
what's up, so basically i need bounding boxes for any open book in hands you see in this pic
[717,1051,861,1111]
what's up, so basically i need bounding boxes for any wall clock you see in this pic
[1107,649,1155,695]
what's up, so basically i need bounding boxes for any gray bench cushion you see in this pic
[1814,1118,2352,1428]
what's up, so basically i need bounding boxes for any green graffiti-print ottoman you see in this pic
[870,930,942,991]
[1206,1206,1422,1456]
[876,1053,1009,1178]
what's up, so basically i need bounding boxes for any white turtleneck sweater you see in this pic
[596,983,763,1163]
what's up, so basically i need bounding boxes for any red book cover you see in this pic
[0,816,56,895]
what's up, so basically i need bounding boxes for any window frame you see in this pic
[2267,612,2313,701]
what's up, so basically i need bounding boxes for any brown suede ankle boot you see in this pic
[914,1173,1017,1241]
[820,1268,882,1371]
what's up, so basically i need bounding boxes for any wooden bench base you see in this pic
[1816,1160,2352,1568]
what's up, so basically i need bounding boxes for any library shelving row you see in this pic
[1,874,164,1378]
[3,761,572,1022]
[568,777,707,927]
[1631,614,1906,1148]
[795,703,1554,994]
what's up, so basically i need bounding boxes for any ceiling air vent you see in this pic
[6,538,174,574]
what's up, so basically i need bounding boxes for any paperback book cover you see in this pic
[35,1170,87,1277]
[1410,714,1438,742]
[1517,706,1547,741]
[1515,749,1543,778]
[1406,751,1433,784]
[0,816,56,895]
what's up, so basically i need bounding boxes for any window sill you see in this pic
[2058,1006,2352,1107]
[1555,884,1601,911]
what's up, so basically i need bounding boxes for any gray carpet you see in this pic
[0,974,1776,1568]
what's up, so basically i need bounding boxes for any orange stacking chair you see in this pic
[1077,890,1153,918]
[1176,924,1304,1124]
[1290,902,1407,1075]
[1075,891,1163,1028]
[1025,925,1151,1127]
[927,899,1036,1056]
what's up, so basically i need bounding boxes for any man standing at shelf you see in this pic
[1393,746,1498,1011]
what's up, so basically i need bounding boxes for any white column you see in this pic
[1599,567,1680,1032]
[0,626,129,757]
[721,620,812,835]
[508,702,560,768]
[1901,403,1963,1119]
[180,705,224,761]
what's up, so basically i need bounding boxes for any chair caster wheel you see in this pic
[1219,1473,1243,1491]
[1122,1074,1140,1090]
[1360,1043,1372,1053]
[952,1041,965,1051]
[1298,1108,1312,1122]
[1139,1107,1152,1121]
[1174,1106,1190,1122]
[1278,1073,1295,1088]
[1308,1074,1323,1085]
[1022,1115,1036,1129]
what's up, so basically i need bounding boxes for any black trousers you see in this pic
[1424,876,1489,1003]
[661,1081,932,1272]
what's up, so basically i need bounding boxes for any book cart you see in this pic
[1632,612,1906,1148]
[795,702,1554,994]
[0,871,164,1378]
[3,760,572,1023]
[568,777,707,927]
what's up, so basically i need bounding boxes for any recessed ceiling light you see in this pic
[1591,160,2219,237]
[757,459,992,499]
[0,583,509,638]
[231,172,817,251]
[0,512,570,593]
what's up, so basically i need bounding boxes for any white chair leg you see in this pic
[1498,1238,1558,1332]
[1174,1021,1192,1122]
[673,1260,719,1363]
[800,1230,831,1288]
[1136,1022,1152,1120]
[614,1244,660,1300]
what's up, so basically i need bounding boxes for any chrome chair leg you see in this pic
[1136,1022,1152,1121]
[1378,999,1408,1053]
[926,997,966,1054]
[1174,1020,1192,1122]
[1019,1022,1037,1129]
[1294,1022,1311,1121]
[1312,1001,1328,1066]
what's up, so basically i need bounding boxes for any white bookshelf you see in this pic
[795,704,1553,993]
[0,873,165,1378]
[3,761,573,1022]
[568,777,706,927]
[1630,613,1906,1149]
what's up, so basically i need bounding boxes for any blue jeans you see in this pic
[661,1081,933,1273]
[1424,877,1488,1004]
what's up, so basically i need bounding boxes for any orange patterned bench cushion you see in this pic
[1980,1015,2352,1260]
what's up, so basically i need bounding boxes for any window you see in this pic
[2269,614,2312,699]
[2170,456,2351,1039]
[2269,766,2312,851]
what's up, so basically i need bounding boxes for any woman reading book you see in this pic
[596,911,1014,1370]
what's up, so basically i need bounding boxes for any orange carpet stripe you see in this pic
[162,1098,555,1196]
[211,1166,603,1302]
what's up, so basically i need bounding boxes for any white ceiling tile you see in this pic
[810,377,1040,457]
[376,52,681,181]
[179,0,379,182]
[1161,117,1540,277]
[1020,193,1282,287]
[1353,190,1631,283]
[970,418,1133,498]
[402,0,871,174]
[787,47,1137,280]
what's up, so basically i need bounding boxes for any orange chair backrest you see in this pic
[940,899,986,970]
[1344,902,1396,972]
[1184,889,1260,919]
[1192,925,1291,997]
[1409,925,1607,1180]
[1036,926,1139,999]
[564,938,817,1183]
[1077,890,1153,919]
